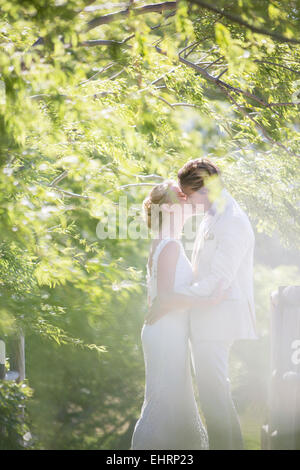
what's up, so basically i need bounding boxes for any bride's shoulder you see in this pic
[153,237,181,251]
[155,239,182,264]
[147,239,184,282]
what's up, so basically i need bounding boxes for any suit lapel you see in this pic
[192,213,219,273]
[191,216,207,266]
[192,189,232,271]
[203,210,222,237]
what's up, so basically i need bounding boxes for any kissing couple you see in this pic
[131,158,257,450]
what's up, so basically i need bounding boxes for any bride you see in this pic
[131,180,223,450]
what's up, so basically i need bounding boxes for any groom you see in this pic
[177,158,257,450]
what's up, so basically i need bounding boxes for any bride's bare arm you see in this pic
[144,241,182,324]
[145,288,225,325]
[154,240,180,302]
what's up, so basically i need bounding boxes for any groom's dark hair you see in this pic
[177,158,221,192]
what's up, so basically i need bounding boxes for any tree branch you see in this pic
[215,67,228,79]
[50,170,68,187]
[155,44,270,107]
[150,10,176,30]
[254,60,300,75]
[104,183,157,195]
[222,88,298,157]
[267,101,300,107]
[155,43,300,110]
[49,168,99,199]
[133,174,164,180]
[79,34,134,47]
[154,42,298,156]
[86,2,177,31]
[172,102,202,108]
[78,63,115,86]
[188,0,300,44]
[51,187,95,199]
[150,91,201,109]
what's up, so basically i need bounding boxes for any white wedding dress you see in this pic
[131,238,208,450]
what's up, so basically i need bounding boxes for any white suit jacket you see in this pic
[185,188,257,341]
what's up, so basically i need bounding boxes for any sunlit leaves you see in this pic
[175,2,195,41]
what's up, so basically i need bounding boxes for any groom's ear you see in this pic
[198,186,208,195]
[178,190,187,200]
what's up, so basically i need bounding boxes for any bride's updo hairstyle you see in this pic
[143,180,176,231]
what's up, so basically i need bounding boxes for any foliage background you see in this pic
[0,0,299,449]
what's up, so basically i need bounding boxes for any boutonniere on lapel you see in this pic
[204,230,215,241]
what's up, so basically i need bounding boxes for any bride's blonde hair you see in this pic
[143,180,175,230]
